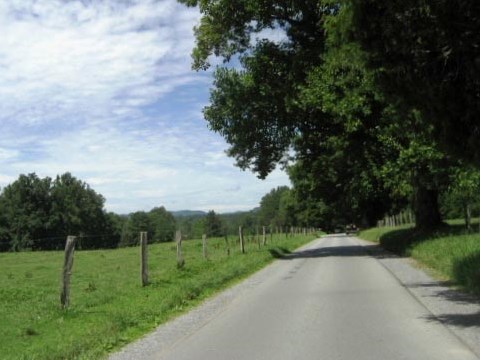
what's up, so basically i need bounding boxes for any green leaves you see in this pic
[179,0,331,178]
[120,207,177,246]
[204,210,224,237]
[350,0,480,163]
[0,173,109,250]
[178,0,476,229]
[257,186,290,227]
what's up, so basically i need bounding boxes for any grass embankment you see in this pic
[358,219,480,294]
[0,233,320,360]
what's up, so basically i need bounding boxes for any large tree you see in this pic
[0,174,52,250]
[0,173,110,250]
[179,0,332,177]
[204,210,224,237]
[149,206,176,242]
[294,36,398,228]
[297,5,457,230]
[179,0,457,230]
[49,173,108,249]
[350,0,480,163]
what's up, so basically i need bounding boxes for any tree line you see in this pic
[0,173,178,251]
[1,169,475,252]
[178,0,480,231]
[175,190,295,240]
[0,174,303,252]
[0,173,114,251]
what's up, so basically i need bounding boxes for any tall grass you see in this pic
[358,220,480,294]
[0,234,319,360]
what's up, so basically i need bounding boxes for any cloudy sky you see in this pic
[0,0,290,214]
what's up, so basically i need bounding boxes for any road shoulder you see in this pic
[355,236,480,357]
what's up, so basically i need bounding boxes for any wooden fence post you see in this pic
[239,226,245,254]
[262,226,266,246]
[140,232,148,286]
[256,226,260,249]
[176,230,184,268]
[202,234,208,260]
[224,234,230,256]
[60,236,77,308]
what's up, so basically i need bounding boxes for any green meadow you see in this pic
[0,234,318,360]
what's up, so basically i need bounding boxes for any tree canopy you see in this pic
[0,173,114,250]
[178,0,479,230]
[120,207,177,246]
[350,0,480,163]
[204,210,224,237]
[180,0,332,178]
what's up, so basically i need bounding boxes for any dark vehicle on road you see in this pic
[345,224,358,235]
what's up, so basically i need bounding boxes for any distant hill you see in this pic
[171,210,207,218]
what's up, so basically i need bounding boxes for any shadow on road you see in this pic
[407,282,479,305]
[269,235,480,330]
[422,312,480,329]
[282,245,371,259]
[409,281,480,329]
[270,236,395,260]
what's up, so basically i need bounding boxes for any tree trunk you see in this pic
[413,183,442,231]
[464,203,471,231]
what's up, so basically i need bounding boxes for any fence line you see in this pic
[49,227,318,308]
[378,209,416,228]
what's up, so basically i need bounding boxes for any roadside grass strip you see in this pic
[358,220,480,295]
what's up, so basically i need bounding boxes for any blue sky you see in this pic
[0,0,290,214]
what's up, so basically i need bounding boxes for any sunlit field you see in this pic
[0,234,319,359]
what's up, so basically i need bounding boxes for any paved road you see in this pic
[112,235,479,360]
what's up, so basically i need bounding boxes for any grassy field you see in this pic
[0,233,319,360]
[358,219,480,294]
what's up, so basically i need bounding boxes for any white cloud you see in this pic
[0,148,19,161]
[0,0,199,127]
[0,0,291,214]
[0,174,16,187]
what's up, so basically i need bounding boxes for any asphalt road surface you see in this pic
[112,235,480,360]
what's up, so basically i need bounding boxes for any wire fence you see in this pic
[0,225,319,251]
[1,226,321,309]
